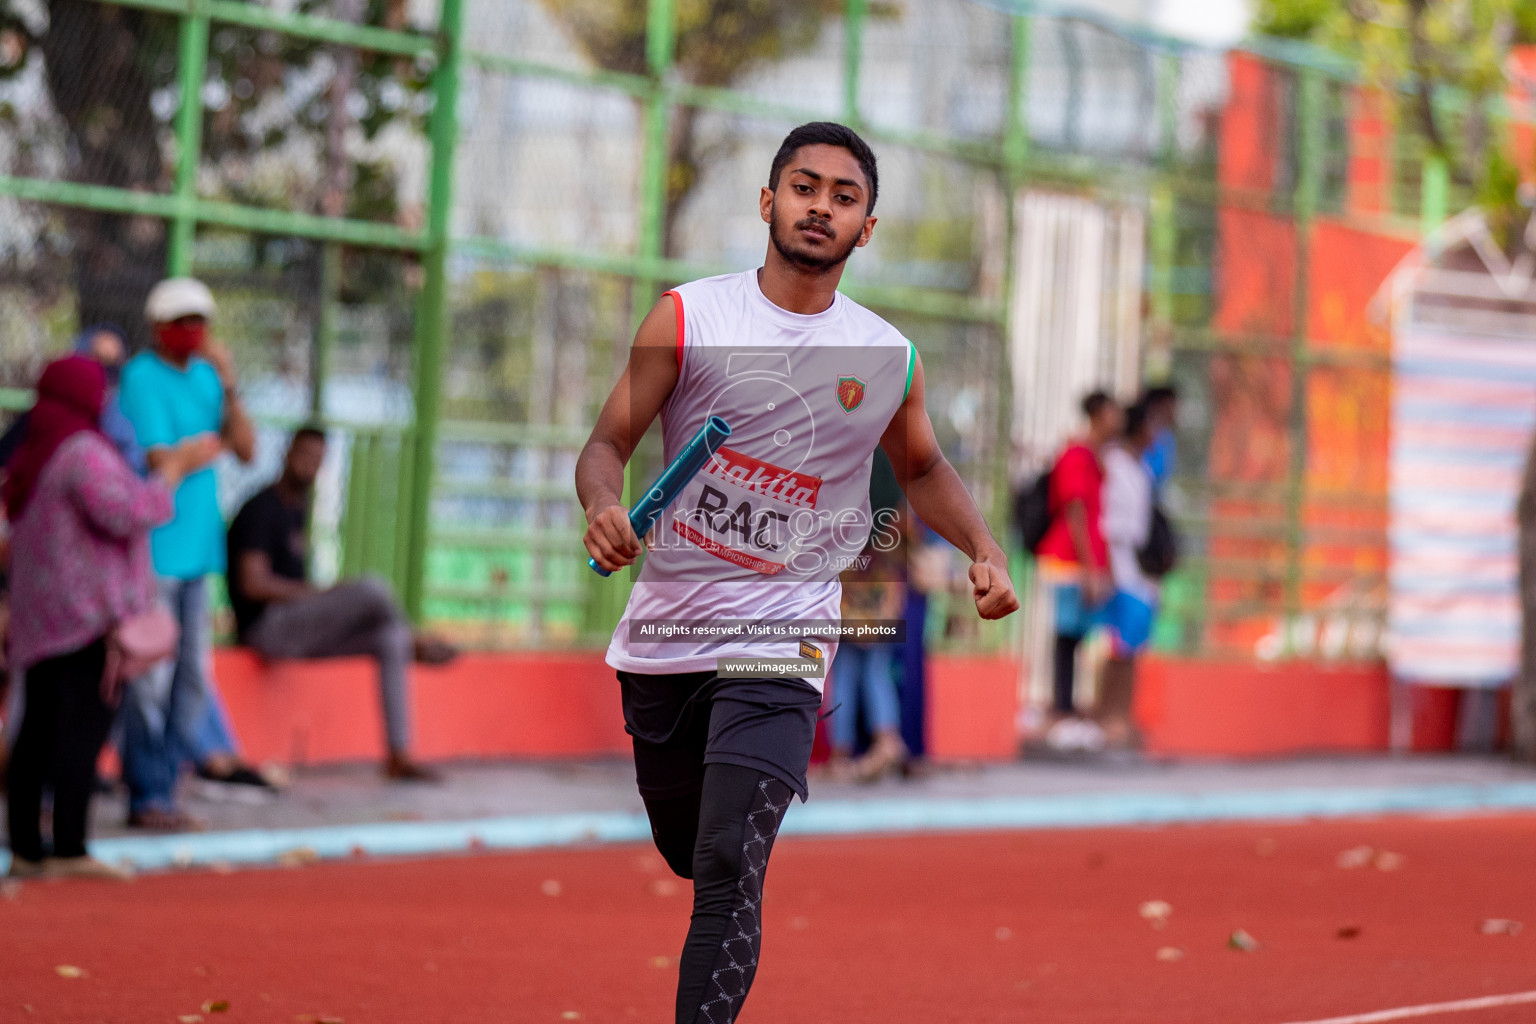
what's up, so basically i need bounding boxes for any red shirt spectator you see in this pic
[1036,442,1108,568]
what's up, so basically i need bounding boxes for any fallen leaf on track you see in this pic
[540,879,563,897]
[55,965,85,979]
[1227,929,1260,952]
[1336,846,1374,869]
[1156,947,1184,962]
[178,1016,204,1023]
[1480,919,1524,936]
[202,1000,230,1013]
[1374,851,1405,871]
[276,847,319,868]
[1336,925,1361,939]
[1139,900,1172,929]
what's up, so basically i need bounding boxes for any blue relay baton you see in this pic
[589,415,732,577]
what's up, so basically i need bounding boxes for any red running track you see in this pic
[2,814,1535,1023]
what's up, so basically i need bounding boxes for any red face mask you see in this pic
[156,320,207,360]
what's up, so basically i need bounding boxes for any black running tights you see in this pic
[642,763,794,1024]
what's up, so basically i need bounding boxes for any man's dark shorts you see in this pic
[617,670,823,802]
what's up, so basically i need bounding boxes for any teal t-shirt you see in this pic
[119,351,226,579]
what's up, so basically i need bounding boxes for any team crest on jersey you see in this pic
[836,374,867,414]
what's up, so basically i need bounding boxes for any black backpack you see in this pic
[1013,470,1053,554]
[1136,503,1179,578]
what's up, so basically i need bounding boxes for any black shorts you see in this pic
[618,670,823,802]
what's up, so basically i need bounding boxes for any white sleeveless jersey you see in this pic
[605,269,915,691]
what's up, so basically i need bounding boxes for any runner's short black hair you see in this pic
[1081,390,1115,420]
[1143,384,1179,409]
[769,122,879,214]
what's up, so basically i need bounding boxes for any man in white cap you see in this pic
[117,277,263,830]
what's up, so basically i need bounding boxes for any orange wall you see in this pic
[214,649,1024,767]
[1133,656,1390,756]
[213,650,1410,766]
[215,649,630,765]
[1205,52,1414,657]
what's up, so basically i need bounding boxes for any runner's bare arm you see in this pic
[575,295,682,573]
[879,350,1019,620]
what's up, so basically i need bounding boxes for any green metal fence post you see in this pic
[843,0,867,128]
[1148,188,1175,341]
[1156,52,1179,166]
[1004,15,1029,175]
[168,9,211,275]
[587,0,674,639]
[402,0,466,621]
[1285,67,1325,656]
[996,11,1029,504]
[311,243,341,417]
[1149,52,1178,345]
[343,432,369,578]
[1421,154,1449,233]
[632,0,675,326]
[995,14,1030,617]
[1150,53,1206,655]
[392,430,417,600]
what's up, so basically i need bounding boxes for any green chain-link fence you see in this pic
[0,0,1477,659]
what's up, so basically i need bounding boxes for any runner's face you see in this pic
[762,144,876,271]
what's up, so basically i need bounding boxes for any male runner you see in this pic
[576,121,1018,1024]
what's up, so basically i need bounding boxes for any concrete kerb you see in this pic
[7,781,1536,877]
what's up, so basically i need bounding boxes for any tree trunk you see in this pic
[40,0,169,348]
[1514,430,1536,761]
[661,103,701,261]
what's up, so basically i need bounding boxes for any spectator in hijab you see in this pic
[0,326,142,474]
[1,325,142,777]
[4,356,215,879]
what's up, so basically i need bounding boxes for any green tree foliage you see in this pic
[0,0,425,339]
[1255,0,1536,205]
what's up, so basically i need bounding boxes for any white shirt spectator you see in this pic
[1101,443,1158,604]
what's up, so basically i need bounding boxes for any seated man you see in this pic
[226,426,454,782]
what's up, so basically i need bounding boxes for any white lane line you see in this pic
[1277,990,1536,1024]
